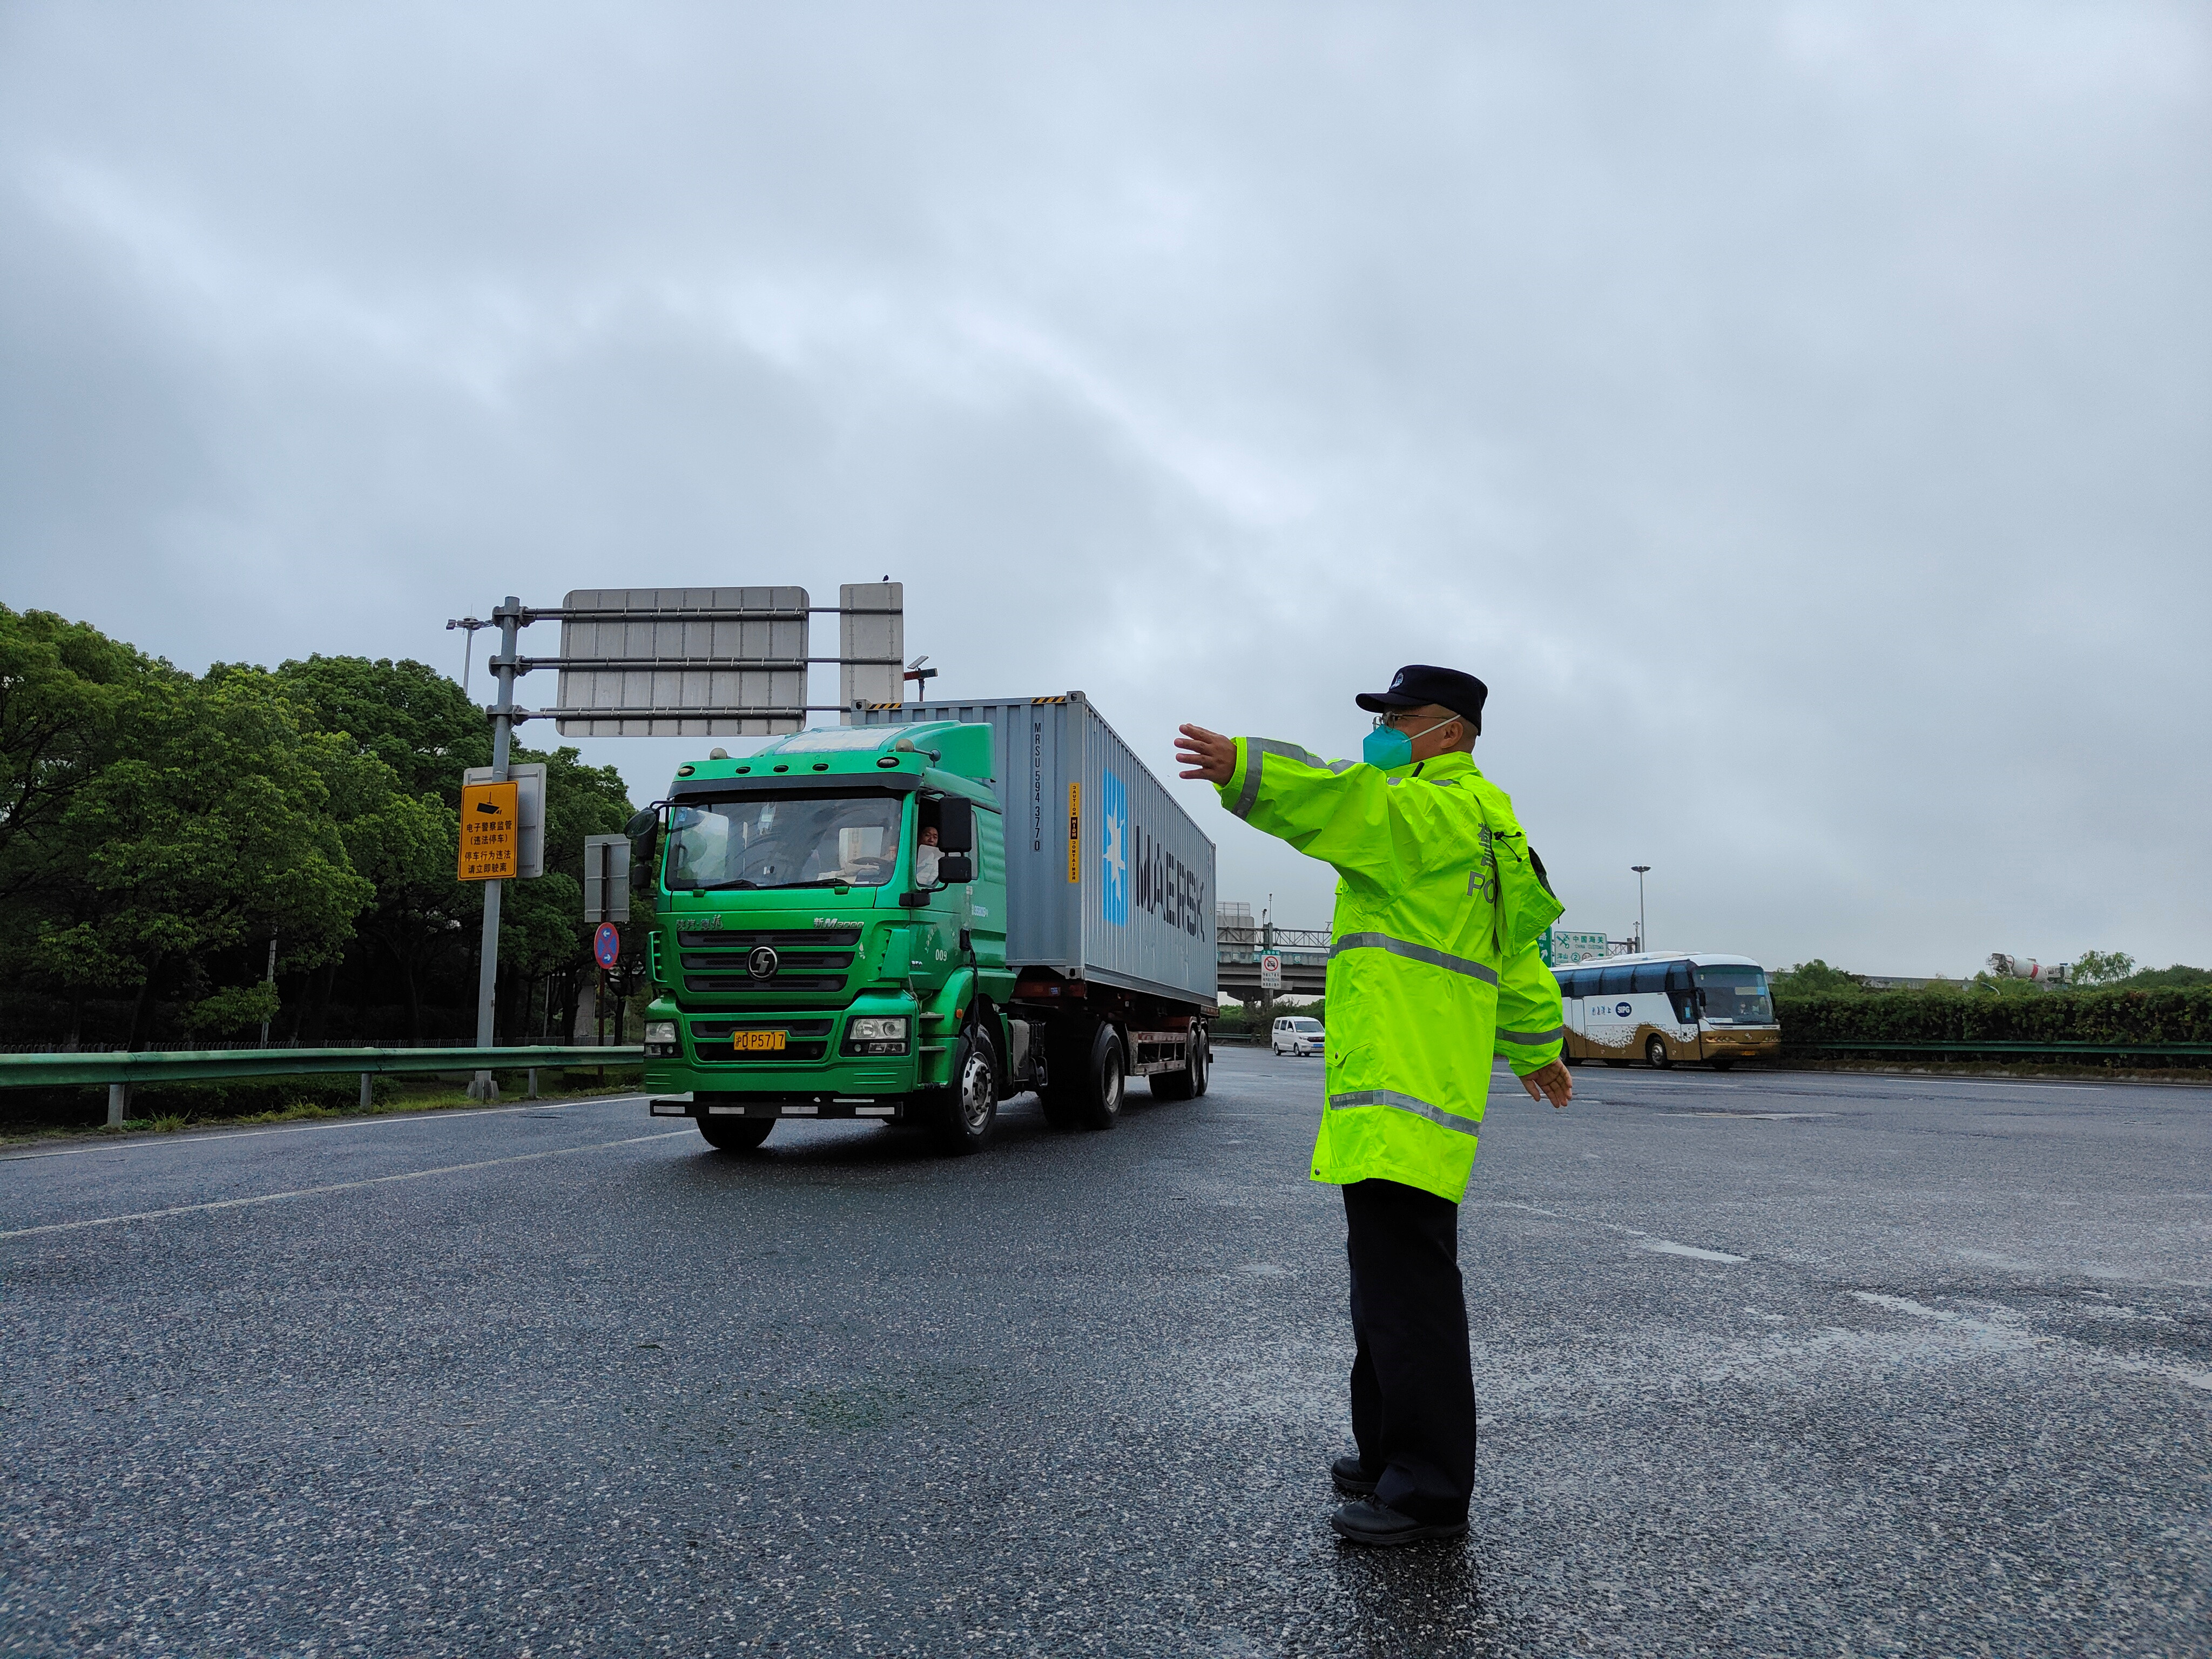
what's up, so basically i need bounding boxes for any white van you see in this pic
[1553,952,1779,1069]
[1272,1016,1326,1057]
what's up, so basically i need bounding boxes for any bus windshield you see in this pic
[664,792,905,892]
[1695,965,1772,1024]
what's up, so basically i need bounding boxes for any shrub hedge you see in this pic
[1776,988,2212,1051]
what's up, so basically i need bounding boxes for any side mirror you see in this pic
[937,852,975,885]
[625,807,659,839]
[936,797,975,854]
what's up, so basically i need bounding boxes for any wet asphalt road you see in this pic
[3,1053,2208,1657]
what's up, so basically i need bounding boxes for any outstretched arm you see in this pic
[1176,724,1474,894]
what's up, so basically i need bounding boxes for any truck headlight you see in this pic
[645,1020,678,1057]
[842,1016,911,1056]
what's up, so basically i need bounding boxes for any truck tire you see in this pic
[697,1115,774,1152]
[1053,1023,1125,1130]
[934,1027,1000,1155]
[1149,1033,1205,1101]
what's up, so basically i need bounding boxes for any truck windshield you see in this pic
[1695,965,1773,1024]
[664,792,905,892]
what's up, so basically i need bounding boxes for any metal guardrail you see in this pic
[0,1046,645,1127]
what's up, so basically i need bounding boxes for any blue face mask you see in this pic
[1361,715,1455,770]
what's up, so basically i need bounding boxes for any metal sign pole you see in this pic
[470,596,521,1101]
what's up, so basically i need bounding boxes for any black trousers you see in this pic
[1343,1177,1477,1525]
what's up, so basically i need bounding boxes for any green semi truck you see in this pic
[637,693,1218,1154]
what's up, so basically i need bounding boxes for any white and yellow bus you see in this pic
[1552,952,1779,1070]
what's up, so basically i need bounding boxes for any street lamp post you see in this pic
[1630,865,1651,953]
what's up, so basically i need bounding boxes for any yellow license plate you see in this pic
[732,1030,787,1053]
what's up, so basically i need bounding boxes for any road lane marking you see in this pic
[1644,1240,1749,1263]
[0,1130,692,1239]
[1658,1110,1838,1121]
[0,1096,649,1162]
[1474,1198,1748,1264]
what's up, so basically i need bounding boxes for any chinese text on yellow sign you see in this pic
[458,781,520,881]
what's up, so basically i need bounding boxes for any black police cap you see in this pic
[1355,664,1488,734]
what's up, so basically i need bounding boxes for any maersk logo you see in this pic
[1100,767,1129,926]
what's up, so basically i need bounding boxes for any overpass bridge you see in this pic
[1216,926,1329,1001]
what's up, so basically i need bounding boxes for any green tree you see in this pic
[37,669,375,1046]
[2071,949,2136,986]
[272,655,488,795]
[0,606,149,907]
[1771,959,1860,994]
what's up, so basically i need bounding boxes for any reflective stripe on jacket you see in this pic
[1218,739,1564,1203]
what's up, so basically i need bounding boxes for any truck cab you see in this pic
[638,721,1019,1150]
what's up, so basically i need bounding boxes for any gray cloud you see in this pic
[3,1,2207,973]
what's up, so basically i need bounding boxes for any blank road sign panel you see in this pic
[839,581,905,712]
[459,781,520,880]
[557,587,810,737]
[582,832,631,923]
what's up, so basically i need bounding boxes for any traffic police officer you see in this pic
[1176,665,1573,1546]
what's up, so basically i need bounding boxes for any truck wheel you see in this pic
[697,1115,774,1152]
[1149,1032,1207,1101]
[1063,1024,1125,1130]
[1191,1035,1209,1097]
[935,1028,1000,1155]
[1645,1036,1671,1070]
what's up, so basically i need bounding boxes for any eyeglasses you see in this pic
[1371,710,1456,731]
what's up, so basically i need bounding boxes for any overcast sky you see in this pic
[4,2,2207,975]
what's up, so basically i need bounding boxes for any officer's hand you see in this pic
[1520,1058,1573,1109]
[1175,724,1236,785]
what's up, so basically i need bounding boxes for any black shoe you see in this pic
[1331,1499,1469,1547]
[1330,1454,1379,1496]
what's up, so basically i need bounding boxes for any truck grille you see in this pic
[684,972,848,994]
[676,928,862,997]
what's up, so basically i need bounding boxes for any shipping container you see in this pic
[858,693,1217,1007]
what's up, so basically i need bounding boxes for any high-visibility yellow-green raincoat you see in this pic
[1217,740,1565,1204]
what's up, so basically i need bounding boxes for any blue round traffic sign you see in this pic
[593,922,621,969]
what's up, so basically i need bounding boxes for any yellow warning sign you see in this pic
[458,781,520,881]
[1067,781,1080,883]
